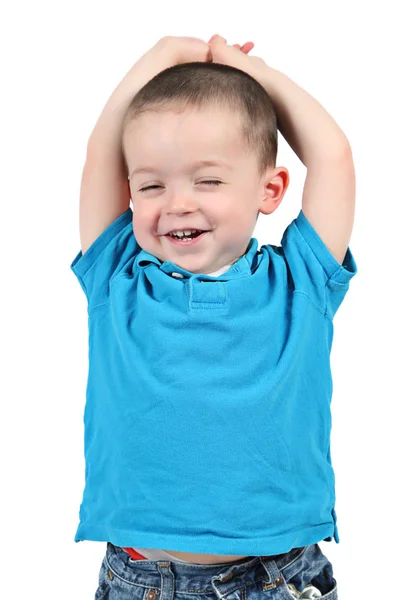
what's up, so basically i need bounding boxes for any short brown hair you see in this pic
[121,62,278,179]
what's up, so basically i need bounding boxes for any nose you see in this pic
[164,193,198,215]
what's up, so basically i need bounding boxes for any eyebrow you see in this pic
[129,160,232,180]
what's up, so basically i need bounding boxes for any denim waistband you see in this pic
[104,542,309,598]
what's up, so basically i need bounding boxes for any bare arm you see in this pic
[261,68,354,265]
[79,43,178,255]
[209,36,355,266]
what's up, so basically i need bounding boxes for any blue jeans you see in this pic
[94,542,337,599]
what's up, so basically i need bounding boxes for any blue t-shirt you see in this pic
[70,207,357,555]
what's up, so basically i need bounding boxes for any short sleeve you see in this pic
[280,209,358,319]
[70,207,139,310]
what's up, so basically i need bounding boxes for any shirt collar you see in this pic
[136,238,261,281]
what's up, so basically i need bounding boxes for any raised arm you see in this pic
[209,35,355,266]
[79,37,211,255]
[260,68,355,266]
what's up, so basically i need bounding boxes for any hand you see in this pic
[207,34,255,59]
[117,35,256,105]
[150,35,255,67]
[208,34,269,83]
[118,36,210,99]
[155,36,212,65]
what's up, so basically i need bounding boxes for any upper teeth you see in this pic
[170,230,200,237]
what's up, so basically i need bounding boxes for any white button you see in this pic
[171,272,184,278]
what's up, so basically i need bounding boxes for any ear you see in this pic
[258,167,290,215]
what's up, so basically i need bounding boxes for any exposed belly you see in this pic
[137,549,250,564]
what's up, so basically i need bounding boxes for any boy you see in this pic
[71,35,357,599]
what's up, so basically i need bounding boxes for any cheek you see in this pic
[133,206,155,229]
[134,217,165,248]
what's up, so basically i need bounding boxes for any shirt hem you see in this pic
[74,522,338,555]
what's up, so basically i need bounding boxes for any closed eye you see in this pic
[139,181,222,193]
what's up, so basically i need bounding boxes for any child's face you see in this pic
[124,106,287,274]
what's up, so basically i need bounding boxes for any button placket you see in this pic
[188,276,228,309]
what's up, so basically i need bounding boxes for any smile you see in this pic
[165,231,210,247]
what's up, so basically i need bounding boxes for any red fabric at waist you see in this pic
[123,547,147,560]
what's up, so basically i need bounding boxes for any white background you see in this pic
[2,1,416,598]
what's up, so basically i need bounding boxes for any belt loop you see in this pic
[211,562,249,599]
[156,562,175,600]
[259,557,284,589]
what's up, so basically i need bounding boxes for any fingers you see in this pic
[209,35,255,54]
[208,34,223,45]
[240,41,255,53]
[232,42,255,54]
[208,34,226,45]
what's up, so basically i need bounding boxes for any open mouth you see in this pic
[165,230,210,246]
